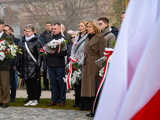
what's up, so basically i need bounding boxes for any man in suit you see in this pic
[0,20,12,108]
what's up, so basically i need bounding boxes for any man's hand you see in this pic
[48,49,56,54]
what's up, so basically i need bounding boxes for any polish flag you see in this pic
[94,0,160,120]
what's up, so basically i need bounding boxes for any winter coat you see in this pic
[70,33,88,65]
[81,33,106,97]
[102,27,116,48]
[17,36,42,80]
[46,33,67,67]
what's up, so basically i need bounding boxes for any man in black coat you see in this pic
[46,23,67,106]
[39,22,52,90]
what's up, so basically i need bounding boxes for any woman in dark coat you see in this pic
[80,21,107,111]
[17,25,42,106]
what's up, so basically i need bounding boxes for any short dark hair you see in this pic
[0,19,4,25]
[5,24,13,32]
[46,21,52,25]
[25,24,35,32]
[98,17,109,24]
[53,22,61,26]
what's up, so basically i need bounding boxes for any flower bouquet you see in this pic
[40,38,67,55]
[64,62,81,89]
[0,39,21,61]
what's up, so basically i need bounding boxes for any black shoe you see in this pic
[1,104,9,108]
[86,112,94,117]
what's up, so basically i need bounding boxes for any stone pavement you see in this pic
[0,107,91,120]
[16,89,75,99]
[0,90,92,120]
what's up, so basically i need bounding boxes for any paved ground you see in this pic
[0,107,91,120]
[16,89,75,99]
[0,89,92,120]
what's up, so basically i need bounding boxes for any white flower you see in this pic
[0,52,5,61]
[99,67,104,77]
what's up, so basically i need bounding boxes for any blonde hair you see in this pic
[80,20,88,27]
[87,21,101,34]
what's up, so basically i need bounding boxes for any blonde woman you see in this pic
[80,21,107,114]
[70,21,88,107]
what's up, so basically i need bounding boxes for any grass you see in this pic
[9,98,81,110]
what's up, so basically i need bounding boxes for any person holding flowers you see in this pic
[0,19,16,108]
[68,21,88,107]
[46,23,67,106]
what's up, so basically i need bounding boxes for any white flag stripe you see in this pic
[117,21,160,120]
[94,0,160,120]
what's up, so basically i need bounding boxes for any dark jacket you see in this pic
[17,36,42,80]
[0,32,13,71]
[10,35,20,70]
[46,33,67,67]
[39,30,51,46]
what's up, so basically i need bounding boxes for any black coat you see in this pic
[17,36,42,80]
[46,33,67,67]
[39,31,51,46]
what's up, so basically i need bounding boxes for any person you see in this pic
[0,20,13,108]
[70,21,88,107]
[80,21,106,114]
[60,24,72,64]
[46,23,67,106]
[97,17,116,47]
[4,25,20,103]
[39,22,52,90]
[121,11,125,22]
[17,24,42,106]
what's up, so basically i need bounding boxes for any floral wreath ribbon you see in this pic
[92,48,114,113]
[66,57,78,90]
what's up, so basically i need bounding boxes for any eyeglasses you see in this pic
[98,23,103,26]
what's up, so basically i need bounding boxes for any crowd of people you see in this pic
[0,15,123,117]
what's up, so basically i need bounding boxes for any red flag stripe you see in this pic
[131,89,160,120]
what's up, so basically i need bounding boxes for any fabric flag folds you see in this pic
[94,0,160,120]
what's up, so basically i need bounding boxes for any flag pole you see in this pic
[125,0,129,8]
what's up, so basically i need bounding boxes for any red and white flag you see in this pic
[94,0,160,120]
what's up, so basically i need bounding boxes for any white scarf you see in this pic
[25,34,35,41]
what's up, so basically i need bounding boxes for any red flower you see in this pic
[5,51,9,55]
[72,67,77,71]
[66,69,69,73]
[40,48,45,53]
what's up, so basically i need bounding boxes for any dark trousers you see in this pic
[10,69,16,101]
[74,80,81,106]
[48,66,66,102]
[25,77,41,101]
[43,69,49,90]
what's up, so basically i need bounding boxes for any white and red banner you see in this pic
[94,0,160,120]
